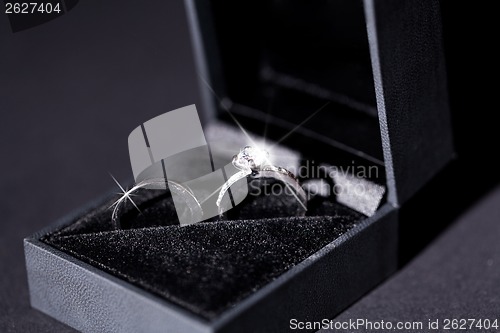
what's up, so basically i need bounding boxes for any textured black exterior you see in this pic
[365,0,454,205]
[25,199,397,333]
[25,239,210,333]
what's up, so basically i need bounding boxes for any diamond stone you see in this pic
[233,146,269,171]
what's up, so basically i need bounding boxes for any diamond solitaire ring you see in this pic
[216,146,307,216]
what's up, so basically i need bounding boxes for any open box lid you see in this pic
[185,0,454,207]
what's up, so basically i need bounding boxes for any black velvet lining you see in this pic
[42,191,364,319]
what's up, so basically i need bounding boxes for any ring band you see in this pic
[216,146,307,216]
[111,178,203,228]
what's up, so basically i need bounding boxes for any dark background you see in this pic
[1,1,498,332]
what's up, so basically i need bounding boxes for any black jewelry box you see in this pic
[24,1,453,332]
